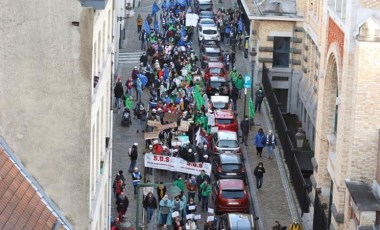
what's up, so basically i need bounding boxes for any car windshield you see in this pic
[216,118,233,124]
[218,140,238,148]
[201,20,215,25]
[231,220,251,230]
[200,12,214,17]
[199,4,213,10]
[210,68,223,74]
[213,102,228,109]
[210,81,227,88]
[207,52,221,57]
[221,190,244,199]
[222,164,241,172]
[203,30,217,35]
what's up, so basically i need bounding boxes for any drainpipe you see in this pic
[288,23,295,113]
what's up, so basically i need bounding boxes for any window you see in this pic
[216,119,233,124]
[221,190,244,199]
[218,140,238,148]
[221,164,241,172]
[273,37,290,67]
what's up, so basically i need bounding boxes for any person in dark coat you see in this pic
[140,52,148,67]
[196,170,211,203]
[116,192,129,220]
[253,162,265,190]
[143,192,158,223]
[114,78,124,110]
[254,128,265,158]
[255,87,265,113]
[230,83,239,111]
[128,143,139,173]
[240,115,250,146]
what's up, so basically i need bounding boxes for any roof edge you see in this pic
[0,136,74,230]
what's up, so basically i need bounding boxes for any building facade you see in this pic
[241,0,380,229]
[313,0,380,229]
[0,0,118,229]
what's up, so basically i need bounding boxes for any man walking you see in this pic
[132,167,142,197]
[255,87,265,113]
[254,162,265,190]
[196,170,210,203]
[200,179,212,211]
[264,130,277,159]
[114,77,124,111]
[240,116,249,146]
[128,143,138,173]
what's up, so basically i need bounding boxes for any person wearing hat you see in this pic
[128,143,139,173]
[114,77,124,111]
[263,130,277,159]
[136,104,147,133]
[202,154,211,164]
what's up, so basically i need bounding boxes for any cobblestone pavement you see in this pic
[111,0,304,229]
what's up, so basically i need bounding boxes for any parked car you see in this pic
[212,153,246,182]
[206,76,230,97]
[198,18,216,29]
[198,11,216,21]
[211,130,240,154]
[199,39,219,52]
[214,109,238,132]
[195,0,214,13]
[217,213,255,230]
[212,179,249,214]
[198,26,220,43]
[201,47,223,69]
[203,62,226,80]
[209,95,231,110]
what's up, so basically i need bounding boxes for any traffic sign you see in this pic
[244,74,251,88]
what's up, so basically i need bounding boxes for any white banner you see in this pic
[186,13,199,27]
[144,153,211,175]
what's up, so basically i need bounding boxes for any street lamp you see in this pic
[295,128,305,148]
[249,48,257,129]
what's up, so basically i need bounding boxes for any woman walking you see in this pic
[143,192,158,224]
[254,162,265,191]
[254,128,265,158]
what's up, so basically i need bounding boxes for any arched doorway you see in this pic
[323,54,339,135]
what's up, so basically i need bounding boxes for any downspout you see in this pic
[288,23,295,113]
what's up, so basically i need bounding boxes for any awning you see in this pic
[345,180,380,211]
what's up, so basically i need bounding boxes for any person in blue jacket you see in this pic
[254,128,265,158]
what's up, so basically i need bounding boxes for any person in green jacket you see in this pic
[200,180,212,211]
[230,67,239,83]
[173,175,185,192]
[234,74,244,98]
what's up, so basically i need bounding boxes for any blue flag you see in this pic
[151,2,160,16]
[181,26,186,40]
[238,17,243,33]
[143,18,150,34]
[138,74,148,87]
[177,0,187,6]
[154,14,159,33]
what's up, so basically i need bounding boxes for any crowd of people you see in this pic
[110,0,281,229]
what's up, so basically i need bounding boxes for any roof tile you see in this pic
[0,150,65,230]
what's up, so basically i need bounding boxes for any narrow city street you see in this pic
[111,0,302,229]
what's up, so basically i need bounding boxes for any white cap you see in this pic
[203,155,208,158]
[188,149,192,152]
[163,146,167,149]
[134,142,138,146]
[152,109,157,112]
[268,130,273,134]
[149,145,153,149]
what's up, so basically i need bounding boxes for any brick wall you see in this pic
[360,0,380,9]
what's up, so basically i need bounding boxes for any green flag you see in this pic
[194,85,204,110]
[249,97,255,119]
[125,96,134,110]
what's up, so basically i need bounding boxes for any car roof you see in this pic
[226,213,254,230]
[198,0,213,3]
[207,62,224,68]
[219,179,244,189]
[200,18,214,22]
[219,153,241,164]
[211,95,229,103]
[214,109,234,119]
[204,47,220,53]
[210,76,226,82]
[217,131,237,140]
[200,11,214,16]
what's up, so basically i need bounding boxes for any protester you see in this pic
[128,143,138,173]
[132,167,142,197]
[199,179,212,211]
[143,191,158,224]
[116,192,129,220]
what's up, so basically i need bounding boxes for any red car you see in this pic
[204,62,227,81]
[214,109,238,132]
[212,179,249,214]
